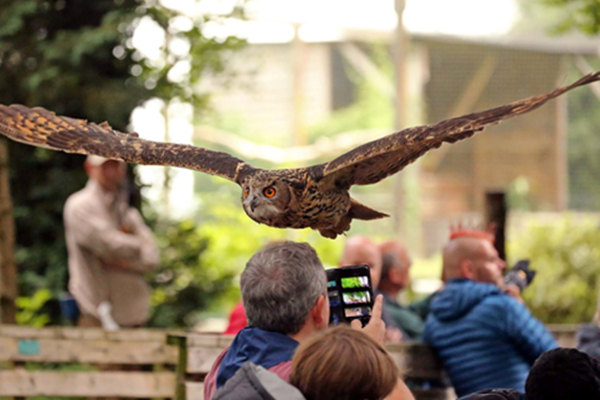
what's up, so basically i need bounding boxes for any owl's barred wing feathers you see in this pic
[319,72,600,188]
[0,105,256,184]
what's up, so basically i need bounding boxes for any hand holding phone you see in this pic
[351,294,386,345]
[326,265,374,327]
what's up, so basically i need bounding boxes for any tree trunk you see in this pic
[0,140,17,323]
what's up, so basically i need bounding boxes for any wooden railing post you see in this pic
[0,141,17,323]
[167,334,189,400]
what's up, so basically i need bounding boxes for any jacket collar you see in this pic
[217,327,299,389]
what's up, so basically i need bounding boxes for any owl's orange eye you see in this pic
[263,187,276,198]
[244,189,249,198]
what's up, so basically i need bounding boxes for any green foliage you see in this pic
[507,176,536,211]
[410,253,443,281]
[540,0,600,34]
[521,1,600,208]
[508,215,600,323]
[0,0,246,325]
[134,2,245,112]
[146,190,344,327]
[0,0,143,300]
[564,62,600,210]
[16,289,52,327]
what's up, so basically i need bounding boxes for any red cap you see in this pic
[449,223,496,243]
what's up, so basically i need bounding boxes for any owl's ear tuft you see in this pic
[286,180,306,191]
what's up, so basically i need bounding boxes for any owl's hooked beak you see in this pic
[250,196,258,212]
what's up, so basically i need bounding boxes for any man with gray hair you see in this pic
[203,241,329,400]
[204,241,385,400]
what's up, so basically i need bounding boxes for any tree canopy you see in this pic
[541,0,600,34]
[0,0,245,325]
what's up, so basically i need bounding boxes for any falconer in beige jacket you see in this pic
[64,155,159,328]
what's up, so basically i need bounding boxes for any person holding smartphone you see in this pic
[205,241,387,400]
[213,307,401,400]
[339,236,403,343]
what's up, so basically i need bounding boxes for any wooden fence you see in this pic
[0,324,580,400]
[0,325,179,398]
[167,333,455,400]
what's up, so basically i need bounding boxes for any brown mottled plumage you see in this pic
[0,73,598,238]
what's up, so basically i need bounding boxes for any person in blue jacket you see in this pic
[423,235,557,398]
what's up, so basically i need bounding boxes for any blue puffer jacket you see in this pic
[423,279,557,397]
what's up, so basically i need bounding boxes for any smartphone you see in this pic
[326,265,374,327]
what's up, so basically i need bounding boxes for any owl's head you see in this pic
[241,178,292,224]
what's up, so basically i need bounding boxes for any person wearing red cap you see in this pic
[223,301,247,335]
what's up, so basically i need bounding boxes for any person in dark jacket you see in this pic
[423,236,557,397]
[205,241,387,400]
[462,348,600,400]
[378,241,429,340]
[215,326,413,400]
[204,242,329,400]
[526,347,600,400]
[576,294,600,361]
[458,389,525,400]
[577,322,600,361]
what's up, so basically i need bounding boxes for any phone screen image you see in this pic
[328,290,341,307]
[326,265,374,327]
[344,306,372,318]
[342,291,371,305]
[341,276,369,289]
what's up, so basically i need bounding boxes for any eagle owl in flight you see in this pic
[0,74,598,238]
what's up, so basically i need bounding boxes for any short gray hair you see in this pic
[241,241,326,335]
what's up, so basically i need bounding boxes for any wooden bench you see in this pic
[547,324,578,348]
[0,324,180,398]
[166,325,579,400]
[0,324,579,399]
[167,333,455,400]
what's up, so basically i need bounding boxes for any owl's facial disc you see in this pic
[242,181,291,223]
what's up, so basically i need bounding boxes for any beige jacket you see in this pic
[63,179,159,327]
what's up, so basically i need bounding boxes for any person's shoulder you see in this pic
[64,185,102,213]
[65,184,92,205]
[481,290,525,312]
[214,362,305,400]
[64,187,88,214]
[477,289,521,314]
[268,360,292,382]
[204,346,230,400]
[459,388,525,400]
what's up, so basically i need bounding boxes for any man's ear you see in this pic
[461,260,476,280]
[389,267,403,285]
[83,162,96,179]
[310,295,326,324]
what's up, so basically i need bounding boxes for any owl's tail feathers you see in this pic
[348,198,389,220]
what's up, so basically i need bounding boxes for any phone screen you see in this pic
[326,265,373,327]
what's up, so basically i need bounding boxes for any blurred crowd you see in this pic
[66,155,600,400]
[210,231,600,400]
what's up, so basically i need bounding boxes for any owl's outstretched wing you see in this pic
[317,72,600,188]
[0,105,257,184]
